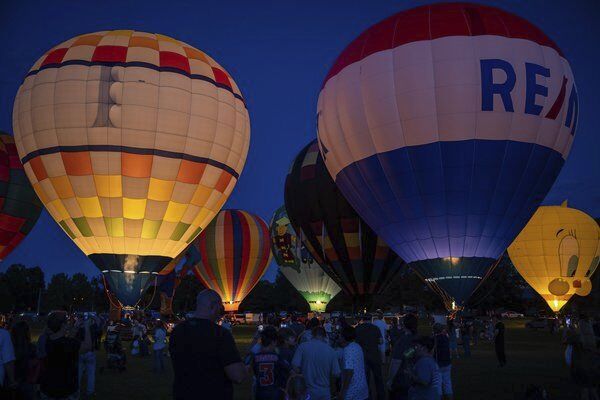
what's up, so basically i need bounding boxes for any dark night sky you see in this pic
[0,0,598,282]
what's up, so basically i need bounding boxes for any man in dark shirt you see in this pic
[170,289,247,400]
[355,315,384,400]
[387,313,418,400]
[493,316,506,367]
[39,311,87,400]
[433,324,452,400]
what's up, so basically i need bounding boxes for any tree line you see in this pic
[1,257,598,315]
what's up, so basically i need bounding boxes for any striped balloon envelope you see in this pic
[189,209,271,312]
[0,133,42,260]
[270,205,341,312]
[12,31,250,307]
[285,140,404,307]
[317,3,577,308]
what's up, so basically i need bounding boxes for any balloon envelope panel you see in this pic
[285,140,404,301]
[317,3,577,306]
[508,203,599,312]
[191,209,271,312]
[0,133,42,261]
[270,205,341,311]
[13,31,250,306]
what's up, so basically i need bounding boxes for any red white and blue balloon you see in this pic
[317,3,578,307]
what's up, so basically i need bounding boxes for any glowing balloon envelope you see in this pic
[0,132,42,261]
[189,209,271,312]
[13,31,250,307]
[508,202,599,312]
[317,3,577,307]
[270,205,341,312]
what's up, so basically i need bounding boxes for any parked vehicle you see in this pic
[501,311,524,318]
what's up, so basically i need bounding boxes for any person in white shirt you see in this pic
[152,322,167,373]
[338,325,369,400]
[372,312,389,363]
[0,327,16,390]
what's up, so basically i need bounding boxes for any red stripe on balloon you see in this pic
[324,3,563,85]
[237,211,251,297]
[545,76,568,120]
[223,211,234,300]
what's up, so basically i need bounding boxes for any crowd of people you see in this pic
[168,290,510,400]
[0,311,174,399]
[0,300,598,400]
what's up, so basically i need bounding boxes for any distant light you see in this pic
[451,301,456,310]
[444,257,460,265]
[229,300,233,304]
[316,300,322,305]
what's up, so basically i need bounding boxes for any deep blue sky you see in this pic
[0,0,598,282]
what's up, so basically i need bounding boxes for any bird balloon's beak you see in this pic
[573,279,582,288]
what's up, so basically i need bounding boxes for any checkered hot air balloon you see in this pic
[0,132,42,261]
[317,3,578,308]
[12,30,250,307]
[270,205,341,312]
[189,209,272,312]
[285,140,405,308]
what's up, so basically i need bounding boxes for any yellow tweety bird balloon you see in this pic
[508,201,599,312]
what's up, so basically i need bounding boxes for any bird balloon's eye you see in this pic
[559,236,579,277]
[567,256,578,277]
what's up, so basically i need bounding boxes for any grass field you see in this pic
[87,319,577,400]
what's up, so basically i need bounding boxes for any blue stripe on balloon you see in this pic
[230,211,243,297]
[335,139,564,265]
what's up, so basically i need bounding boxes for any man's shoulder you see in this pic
[344,342,360,354]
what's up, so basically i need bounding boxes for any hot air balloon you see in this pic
[316,3,577,308]
[0,132,42,261]
[270,205,341,312]
[189,209,271,312]
[285,140,404,308]
[508,202,599,312]
[12,31,250,307]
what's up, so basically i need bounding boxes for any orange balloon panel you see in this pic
[508,202,599,312]
[12,30,250,261]
[190,209,271,312]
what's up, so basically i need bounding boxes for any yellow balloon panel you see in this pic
[508,202,600,312]
[13,31,250,259]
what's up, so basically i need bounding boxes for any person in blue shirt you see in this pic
[292,326,341,400]
[407,336,441,400]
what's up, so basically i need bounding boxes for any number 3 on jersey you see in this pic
[259,362,274,386]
